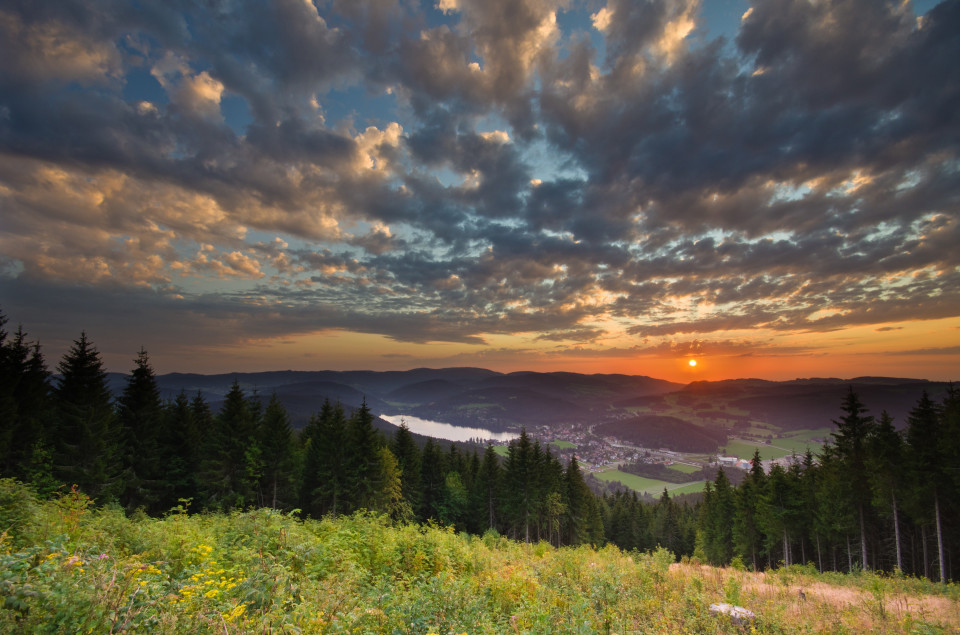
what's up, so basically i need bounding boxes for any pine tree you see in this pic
[564,454,593,545]
[702,468,735,565]
[53,332,122,502]
[905,391,946,581]
[867,411,906,572]
[831,388,876,569]
[0,324,52,482]
[116,348,164,513]
[159,391,201,511]
[472,445,501,532]
[418,438,446,521]
[307,400,348,517]
[342,399,383,513]
[504,429,535,542]
[371,446,410,521]
[257,393,294,509]
[201,381,257,509]
[733,449,766,570]
[390,420,422,514]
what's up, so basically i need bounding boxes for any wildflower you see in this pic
[98,553,108,559]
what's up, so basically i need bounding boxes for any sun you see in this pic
[688,359,697,367]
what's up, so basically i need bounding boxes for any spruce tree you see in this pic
[564,454,592,545]
[390,420,422,514]
[504,429,535,542]
[867,411,906,572]
[343,399,382,513]
[905,391,946,581]
[201,381,257,509]
[53,332,121,501]
[257,393,295,509]
[418,438,446,521]
[160,391,201,511]
[472,445,501,532]
[831,388,876,569]
[116,348,164,513]
[0,324,52,482]
[308,400,348,517]
[733,449,766,570]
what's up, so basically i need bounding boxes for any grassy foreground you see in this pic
[1,480,957,634]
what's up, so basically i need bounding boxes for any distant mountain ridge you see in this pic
[103,369,950,440]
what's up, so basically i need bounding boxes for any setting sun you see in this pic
[689,359,697,367]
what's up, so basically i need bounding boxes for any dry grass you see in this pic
[672,561,960,633]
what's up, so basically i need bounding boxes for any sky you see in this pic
[1,0,958,384]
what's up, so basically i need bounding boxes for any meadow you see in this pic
[1,479,957,634]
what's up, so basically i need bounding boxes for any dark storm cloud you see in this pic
[0,0,958,359]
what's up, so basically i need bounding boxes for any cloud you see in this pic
[0,0,957,375]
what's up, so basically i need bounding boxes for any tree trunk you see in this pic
[892,492,902,572]
[783,529,790,567]
[816,534,823,573]
[846,535,853,572]
[859,504,868,570]
[922,524,929,580]
[935,490,945,583]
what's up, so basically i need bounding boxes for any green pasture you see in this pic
[550,440,577,449]
[722,440,790,461]
[666,463,699,474]
[594,469,706,496]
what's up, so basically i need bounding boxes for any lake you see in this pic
[379,414,519,443]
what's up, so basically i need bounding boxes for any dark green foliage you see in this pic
[699,469,735,565]
[302,399,347,517]
[158,391,201,511]
[257,393,295,509]
[52,332,122,502]
[390,420,421,513]
[0,321,53,486]
[200,381,258,509]
[116,348,164,513]
[733,450,766,570]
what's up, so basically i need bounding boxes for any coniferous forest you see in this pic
[1,310,959,583]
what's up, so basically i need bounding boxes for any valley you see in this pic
[113,368,949,499]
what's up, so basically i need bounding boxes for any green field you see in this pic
[668,481,709,496]
[492,444,509,457]
[594,469,705,496]
[722,440,790,461]
[666,463,699,474]
[550,440,577,449]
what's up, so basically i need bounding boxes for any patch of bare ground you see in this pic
[670,562,960,633]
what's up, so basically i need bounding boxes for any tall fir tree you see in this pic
[342,399,382,513]
[733,449,766,570]
[905,391,946,582]
[201,381,258,509]
[53,332,122,502]
[306,400,348,517]
[0,324,53,483]
[390,420,422,514]
[830,388,876,569]
[866,411,906,572]
[257,393,295,509]
[471,445,501,532]
[116,348,164,513]
[159,391,201,511]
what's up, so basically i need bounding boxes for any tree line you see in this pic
[696,387,960,581]
[0,314,620,547]
[1,311,955,581]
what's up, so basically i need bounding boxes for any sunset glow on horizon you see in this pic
[1,0,957,383]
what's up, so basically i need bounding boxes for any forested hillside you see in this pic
[1,310,959,584]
